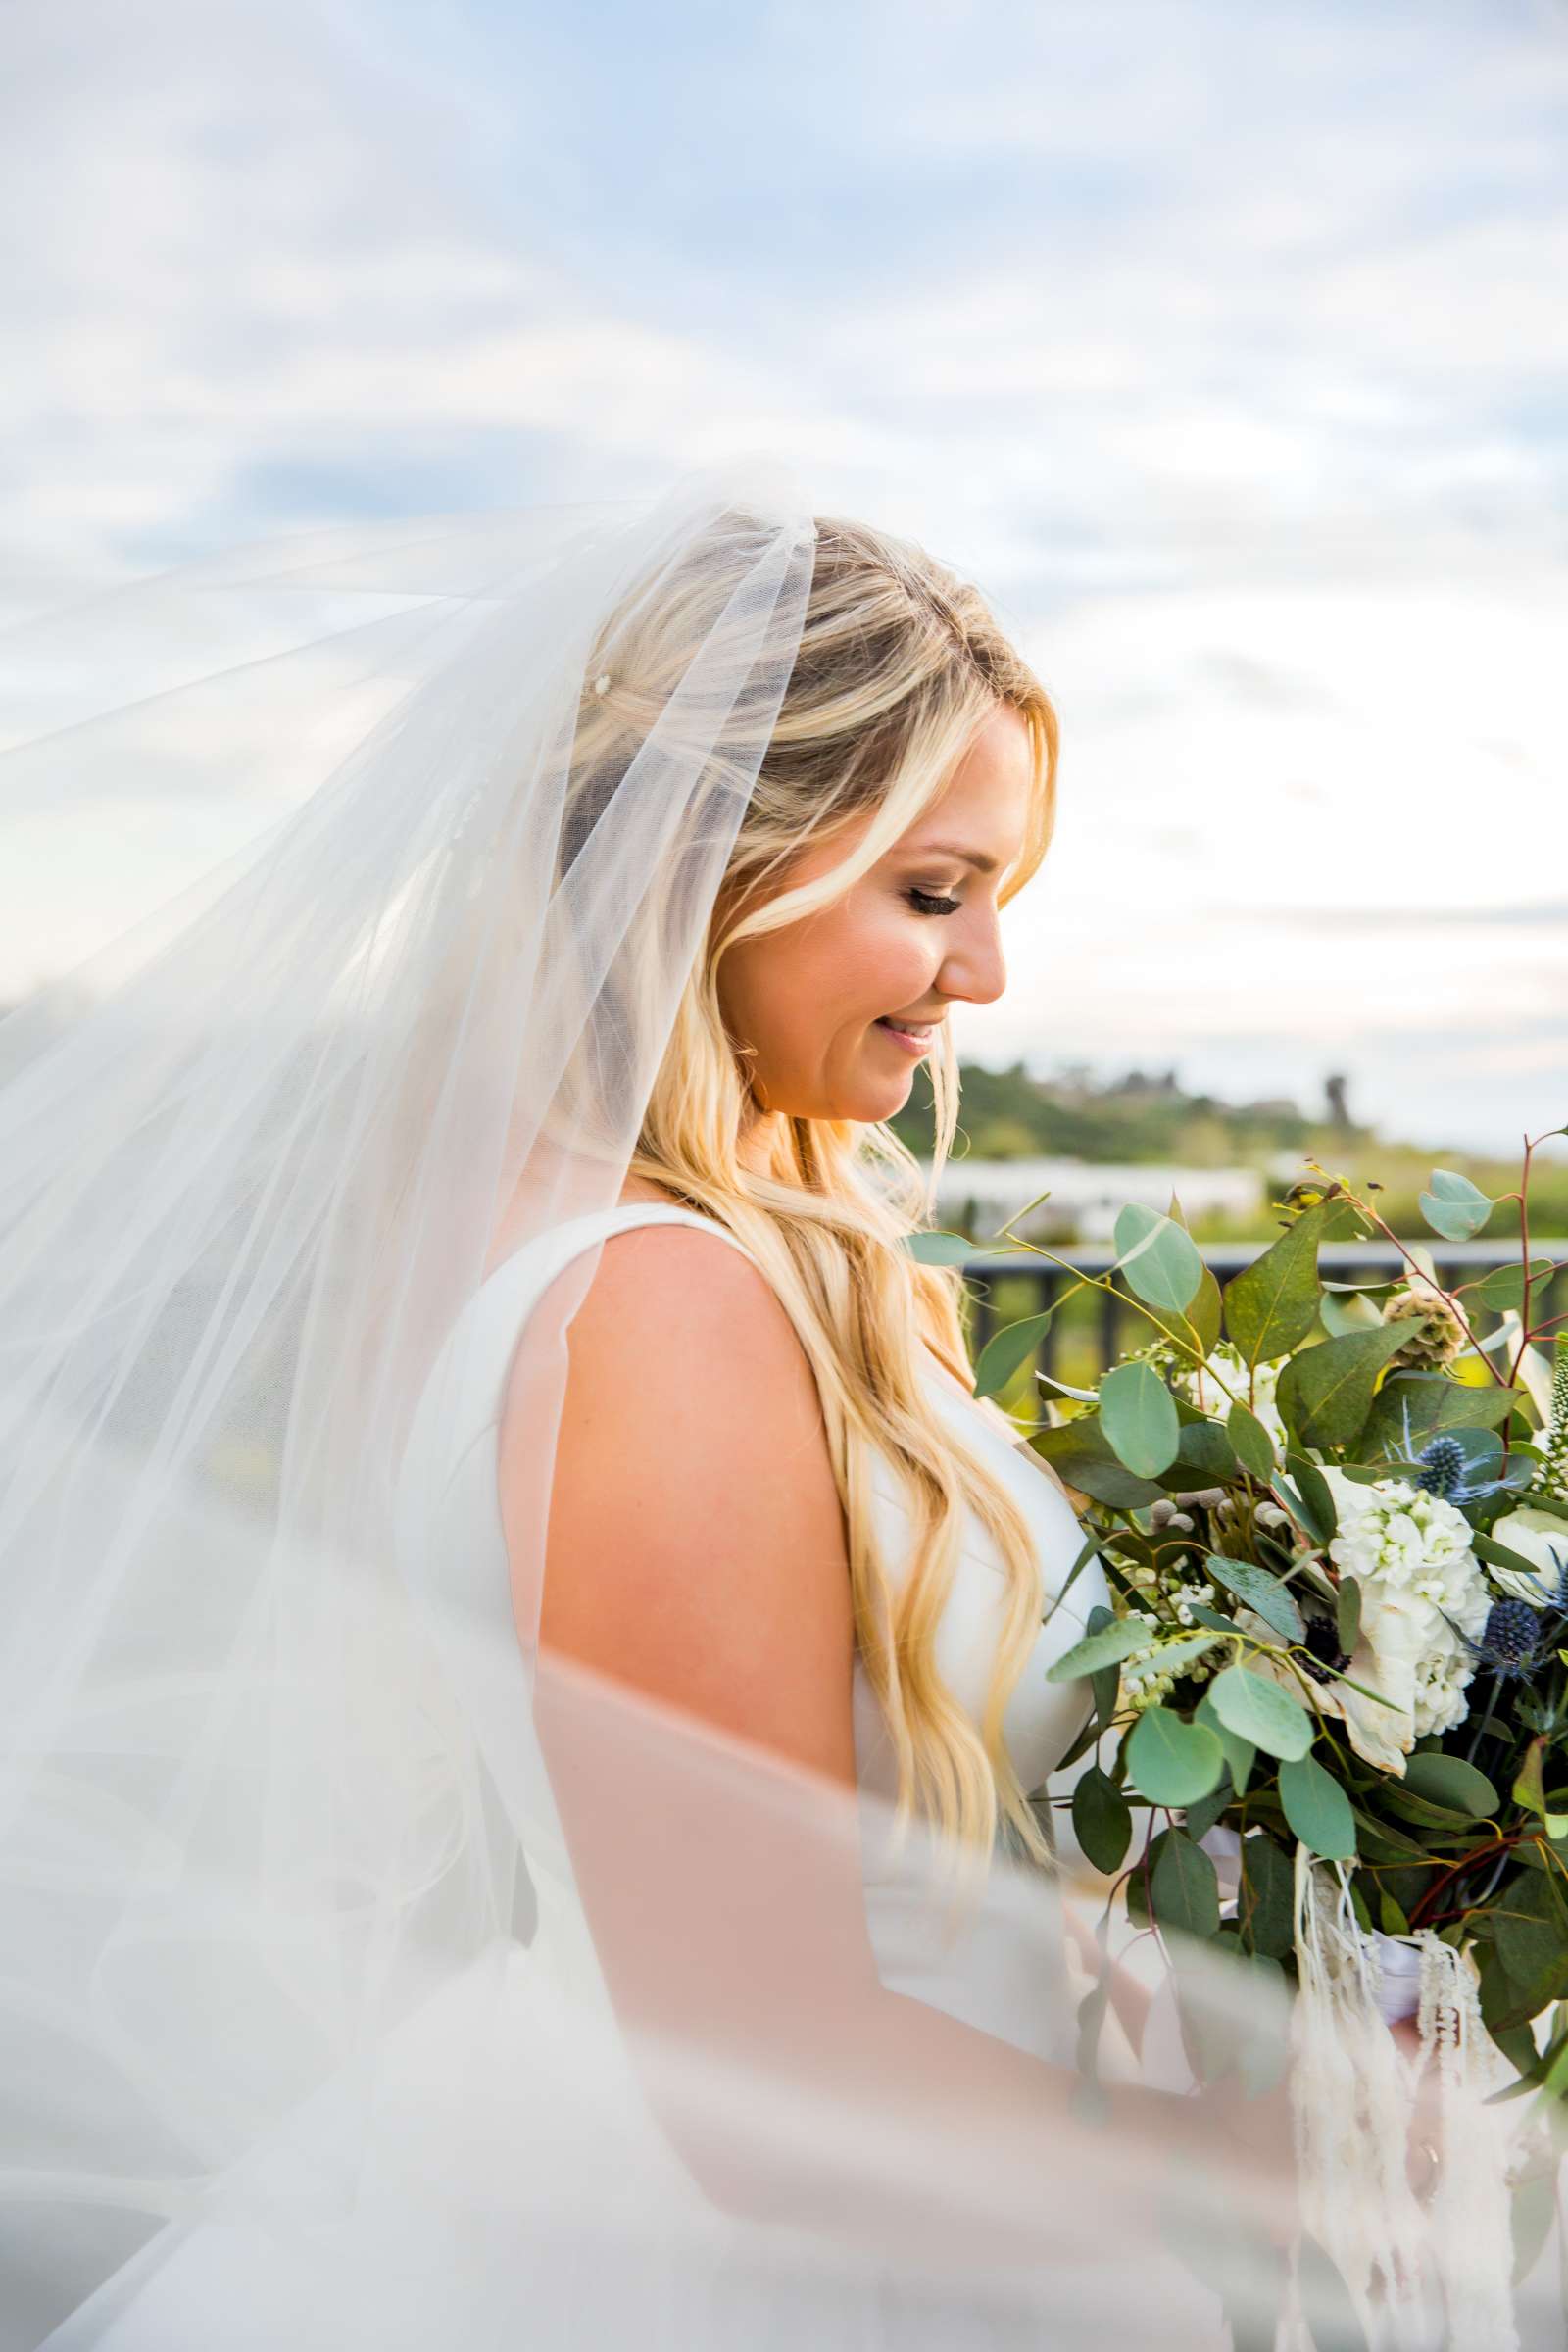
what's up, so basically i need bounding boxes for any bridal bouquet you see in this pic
[963,1129,1568,2118]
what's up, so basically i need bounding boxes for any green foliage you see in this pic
[903,1230,976,1264]
[1033,1419,1165,1508]
[1419,1167,1497,1243]
[1111,1203,1204,1314]
[1125,1705,1226,1807]
[1278,1753,1357,1861]
[1400,1752,1498,1819]
[1206,1664,1314,1761]
[964,1117,1568,2106]
[1222,1198,1342,1366]
[1071,1766,1131,1874]
[972,1310,1054,1399]
[1486,1875,1568,2033]
[1099,1360,1181,1478]
[1227,1401,1275,1482]
[1237,1835,1295,1959]
[1360,1372,1526,1459]
[1149,1826,1221,1940]
[1045,1615,1158,1685]
[1275,1323,1412,1451]
[1196,1689,1255,1795]
[1203,1553,1303,1642]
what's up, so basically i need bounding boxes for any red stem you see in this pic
[1405,1831,1525,1931]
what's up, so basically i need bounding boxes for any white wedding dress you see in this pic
[41,1203,1116,2351]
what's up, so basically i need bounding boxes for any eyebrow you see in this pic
[908,841,1000,876]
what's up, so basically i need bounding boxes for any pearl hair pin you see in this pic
[592,672,612,697]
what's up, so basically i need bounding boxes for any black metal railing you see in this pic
[957,1238,1568,1412]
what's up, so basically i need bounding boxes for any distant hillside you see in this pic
[890,1058,1336,1169]
[892,1061,1568,1242]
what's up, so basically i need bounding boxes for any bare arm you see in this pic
[505,1227,1295,2265]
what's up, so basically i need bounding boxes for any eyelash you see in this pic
[905,886,962,917]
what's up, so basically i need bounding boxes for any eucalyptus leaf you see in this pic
[1276,1323,1412,1452]
[1381,1785,1481,1834]
[1147,1631,1225,1679]
[1278,1751,1357,1861]
[1206,1663,1314,1761]
[973,1311,1054,1399]
[1149,1825,1221,1940]
[1071,1765,1132,1874]
[1204,1553,1304,1643]
[1045,1613,1157,1685]
[1400,1750,1498,1819]
[904,1230,978,1264]
[1112,1202,1205,1315]
[1238,1833,1295,1958]
[1222,1199,1337,1366]
[1166,1419,1236,1484]
[1186,1602,1243,1636]
[1473,1259,1558,1313]
[1489,1875,1568,2029]
[1084,1604,1121,1737]
[1271,1474,1326,1545]
[1227,1400,1276,1483]
[1196,1688,1255,1795]
[1320,1287,1386,1337]
[1511,1738,1568,1836]
[1099,1359,1181,1480]
[1473,1529,1562,1593]
[1033,1420,1166,1508]
[1181,1779,1233,1842]
[1287,1453,1339,1543]
[1143,1263,1225,1362]
[1183,1263,1224,1357]
[1419,1168,1496,1244]
[1360,1372,1526,1459]
[1125,1706,1226,1807]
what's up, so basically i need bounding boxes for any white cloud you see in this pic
[2,0,1564,1146]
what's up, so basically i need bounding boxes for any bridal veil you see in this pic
[0,463,1552,2348]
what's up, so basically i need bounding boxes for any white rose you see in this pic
[1487,1507,1568,1607]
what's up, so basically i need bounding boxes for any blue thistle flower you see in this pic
[1443,1592,1557,1687]
[1414,1434,1465,1499]
[1478,1598,1544,1680]
[1389,1399,1527,1506]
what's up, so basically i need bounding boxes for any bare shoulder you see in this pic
[510,1220,855,1784]
[570,1220,821,1427]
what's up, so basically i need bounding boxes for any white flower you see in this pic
[1486,1507,1568,1607]
[1233,1471,1491,1772]
[1309,1469,1491,1765]
[1173,1342,1287,1454]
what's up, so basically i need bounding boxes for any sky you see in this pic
[3,0,1566,1152]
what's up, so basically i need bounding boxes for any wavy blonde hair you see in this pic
[576,513,1063,1873]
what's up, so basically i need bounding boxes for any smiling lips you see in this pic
[874,1016,941,1058]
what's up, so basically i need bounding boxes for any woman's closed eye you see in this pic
[904,885,962,917]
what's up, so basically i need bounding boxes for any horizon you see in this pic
[4,0,1565,1152]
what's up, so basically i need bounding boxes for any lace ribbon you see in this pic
[1283,1845,1528,2352]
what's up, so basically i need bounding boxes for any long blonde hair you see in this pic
[579,513,1062,1868]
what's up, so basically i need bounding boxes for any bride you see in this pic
[0,465,1339,2348]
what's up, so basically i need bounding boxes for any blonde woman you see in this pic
[0,472,1297,2350]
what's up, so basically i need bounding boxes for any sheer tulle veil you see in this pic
[0,462,1553,2349]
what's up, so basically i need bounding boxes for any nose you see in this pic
[938,908,1006,1006]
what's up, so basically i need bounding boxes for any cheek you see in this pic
[815,901,939,1022]
[720,898,942,1088]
